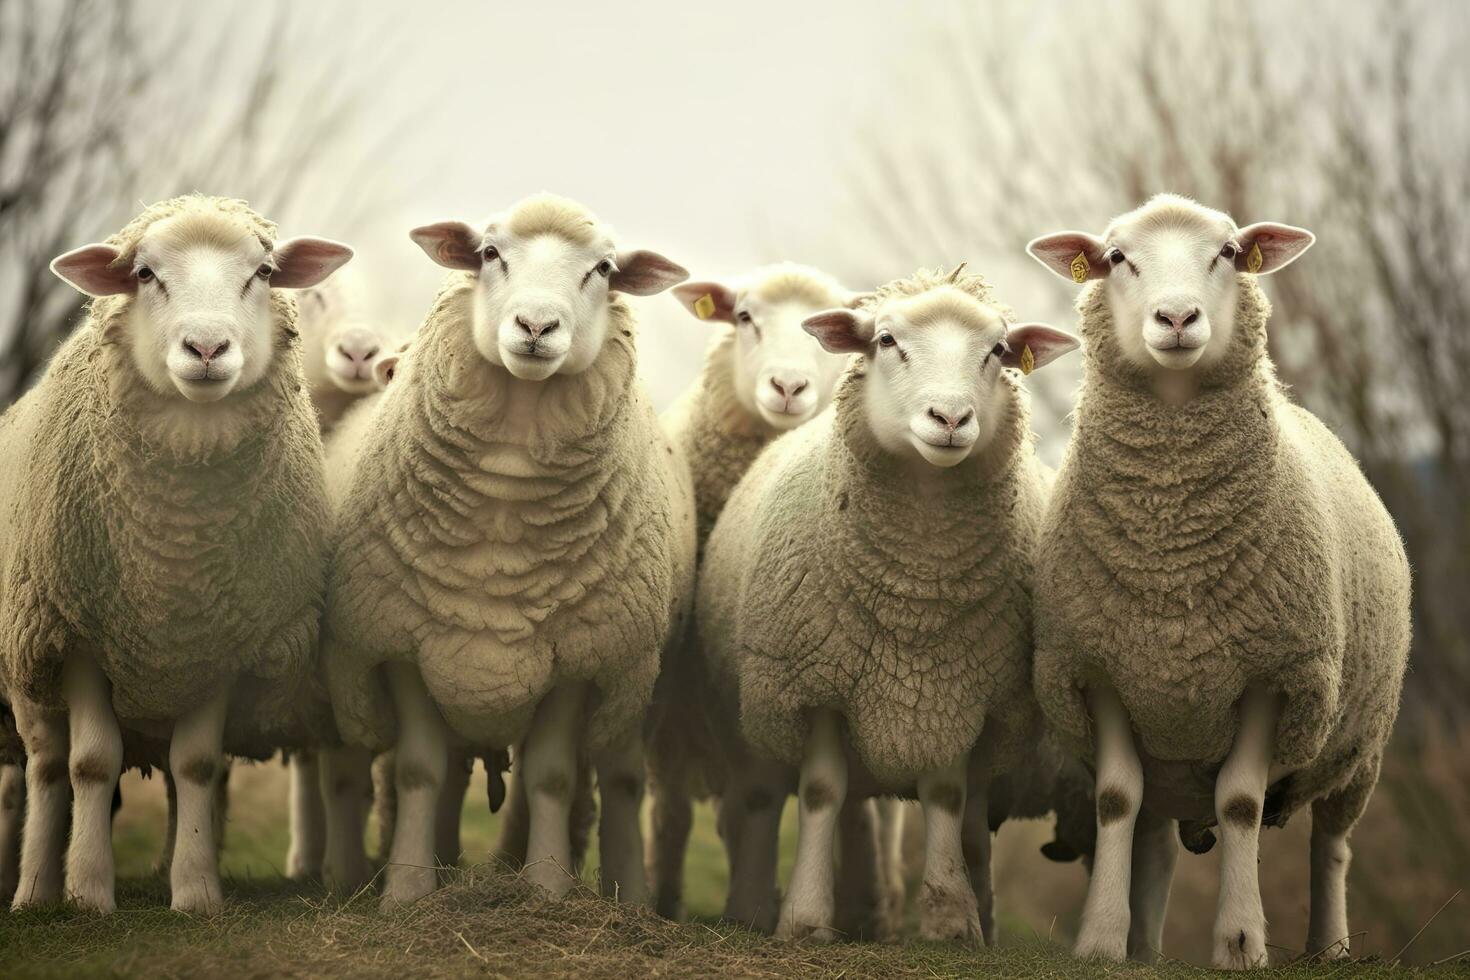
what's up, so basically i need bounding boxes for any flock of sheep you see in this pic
[0,190,1410,970]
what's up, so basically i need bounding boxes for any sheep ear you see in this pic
[1027,232,1108,283]
[410,221,482,271]
[1003,323,1081,373]
[803,308,874,354]
[372,352,401,388]
[672,281,737,323]
[1234,222,1315,274]
[611,249,689,296]
[50,244,135,297]
[272,238,355,289]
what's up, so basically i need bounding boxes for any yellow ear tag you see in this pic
[1069,252,1090,283]
[1020,344,1035,375]
[1246,242,1264,274]
[694,293,716,320]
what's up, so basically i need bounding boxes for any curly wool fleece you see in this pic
[324,275,696,753]
[701,357,1045,787]
[0,196,329,756]
[1033,276,1411,822]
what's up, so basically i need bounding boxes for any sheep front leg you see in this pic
[1127,807,1178,963]
[435,748,471,871]
[777,708,845,942]
[490,745,528,869]
[961,761,994,945]
[649,769,693,920]
[319,745,374,893]
[285,750,325,879]
[381,663,451,909]
[0,763,24,904]
[919,754,982,943]
[723,756,789,933]
[168,686,228,915]
[1211,686,1276,970]
[521,683,586,898]
[63,655,123,914]
[594,733,648,905]
[1074,684,1143,961]
[11,697,67,909]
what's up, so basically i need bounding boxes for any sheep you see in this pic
[1026,194,1412,968]
[295,265,402,433]
[698,265,1079,942]
[0,194,350,914]
[0,703,21,905]
[644,263,860,924]
[322,193,697,909]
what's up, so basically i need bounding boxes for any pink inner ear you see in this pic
[272,237,354,289]
[803,310,872,354]
[51,244,135,297]
[673,282,736,322]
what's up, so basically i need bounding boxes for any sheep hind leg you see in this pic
[168,686,229,915]
[777,708,845,942]
[1074,684,1143,962]
[0,763,24,904]
[1126,807,1178,963]
[648,767,693,920]
[434,748,471,874]
[491,744,528,870]
[834,798,890,941]
[521,684,587,898]
[1211,685,1277,970]
[380,664,452,909]
[722,756,787,933]
[320,746,374,893]
[594,733,648,905]
[285,750,326,879]
[63,655,123,914]
[1307,757,1377,960]
[919,753,982,943]
[961,761,994,946]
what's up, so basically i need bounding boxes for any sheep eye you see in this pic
[1220,242,1239,260]
[595,259,613,277]
[256,263,273,279]
[136,266,154,282]
[737,311,753,324]
[991,342,1008,360]
[878,332,897,348]
[1108,249,1126,266]
[482,245,499,263]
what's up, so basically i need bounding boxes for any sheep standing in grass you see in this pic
[323,194,695,908]
[0,195,350,914]
[645,263,858,924]
[1026,195,1411,968]
[700,267,1078,942]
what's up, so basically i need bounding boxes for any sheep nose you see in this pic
[338,343,380,365]
[769,376,809,400]
[515,315,559,340]
[928,407,973,431]
[1154,307,1201,332]
[184,339,229,363]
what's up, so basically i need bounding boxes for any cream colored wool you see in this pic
[701,348,1045,787]
[324,274,695,753]
[1033,276,1411,822]
[0,196,330,757]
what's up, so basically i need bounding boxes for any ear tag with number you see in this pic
[694,293,716,319]
[1246,242,1264,274]
[1020,345,1035,375]
[1070,252,1090,283]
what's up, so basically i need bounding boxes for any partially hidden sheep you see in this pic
[0,194,350,914]
[296,265,405,433]
[645,263,858,925]
[699,266,1079,942]
[1026,194,1411,968]
[323,194,696,909]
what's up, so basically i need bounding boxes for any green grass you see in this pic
[0,762,1462,978]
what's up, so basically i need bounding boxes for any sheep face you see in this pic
[805,288,1077,468]
[298,287,389,394]
[673,269,853,430]
[410,196,687,383]
[51,212,353,403]
[1027,194,1314,374]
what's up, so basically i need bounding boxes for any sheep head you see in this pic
[51,196,353,404]
[672,263,857,430]
[411,194,687,382]
[1027,194,1313,374]
[804,267,1078,468]
[297,273,393,395]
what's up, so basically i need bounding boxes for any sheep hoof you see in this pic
[170,880,223,916]
[380,866,437,910]
[775,898,837,943]
[1212,920,1268,970]
[918,886,982,944]
[1074,924,1129,962]
[65,880,116,916]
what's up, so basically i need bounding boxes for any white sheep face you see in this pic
[804,288,1079,468]
[410,196,687,383]
[673,270,853,430]
[1028,194,1315,373]
[298,287,389,394]
[50,213,353,404]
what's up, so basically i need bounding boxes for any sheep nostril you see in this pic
[790,380,808,397]
[928,408,955,429]
[364,346,380,360]
[1182,309,1200,327]
[185,339,227,362]
[539,320,559,337]
[770,378,787,397]
[956,410,974,429]
[1155,310,1175,328]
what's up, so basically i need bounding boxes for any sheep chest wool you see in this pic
[703,366,1044,788]
[0,198,329,756]
[1033,277,1411,820]
[325,275,694,753]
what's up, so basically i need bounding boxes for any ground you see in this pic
[0,760,1462,978]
